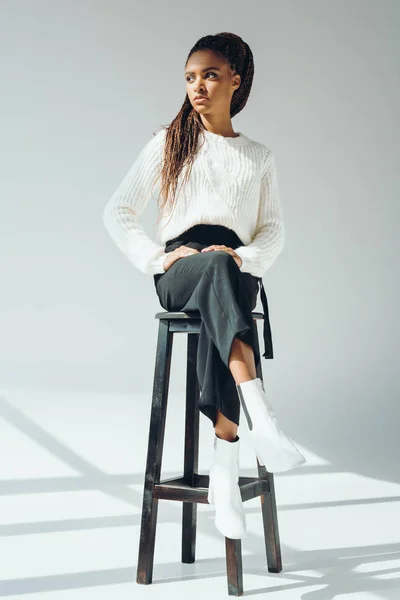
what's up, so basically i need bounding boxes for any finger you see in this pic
[201,245,227,252]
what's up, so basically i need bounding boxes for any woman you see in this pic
[103,32,306,540]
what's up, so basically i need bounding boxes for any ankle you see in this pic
[215,432,238,442]
[236,376,257,385]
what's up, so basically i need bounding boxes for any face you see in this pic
[185,50,241,116]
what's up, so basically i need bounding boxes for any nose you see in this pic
[193,79,205,91]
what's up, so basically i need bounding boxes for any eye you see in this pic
[186,72,217,82]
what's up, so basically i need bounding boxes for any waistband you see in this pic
[164,225,273,359]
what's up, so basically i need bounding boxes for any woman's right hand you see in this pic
[163,245,200,272]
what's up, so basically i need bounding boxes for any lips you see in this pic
[194,96,209,103]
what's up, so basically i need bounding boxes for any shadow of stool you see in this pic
[136,310,282,596]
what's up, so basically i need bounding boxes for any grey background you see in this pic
[0,5,399,593]
[1,0,399,456]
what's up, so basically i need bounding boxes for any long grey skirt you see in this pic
[153,224,273,427]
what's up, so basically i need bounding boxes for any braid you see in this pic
[154,32,254,229]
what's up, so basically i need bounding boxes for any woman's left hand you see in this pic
[201,245,243,268]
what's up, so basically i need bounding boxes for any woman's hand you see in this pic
[163,245,200,272]
[200,245,243,268]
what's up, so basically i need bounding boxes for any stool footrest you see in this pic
[153,474,270,504]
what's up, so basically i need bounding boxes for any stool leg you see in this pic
[182,332,200,563]
[137,319,173,585]
[258,466,282,573]
[253,320,282,574]
[225,538,243,596]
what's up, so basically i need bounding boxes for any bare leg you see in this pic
[228,337,257,384]
[214,337,257,440]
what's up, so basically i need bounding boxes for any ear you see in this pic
[233,74,241,91]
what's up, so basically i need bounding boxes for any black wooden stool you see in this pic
[136,310,282,596]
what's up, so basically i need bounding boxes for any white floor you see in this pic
[1,388,399,599]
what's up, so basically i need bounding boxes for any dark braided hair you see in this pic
[153,32,254,229]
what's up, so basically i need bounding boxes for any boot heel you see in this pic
[255,452,265,467]
[207,479,214,504]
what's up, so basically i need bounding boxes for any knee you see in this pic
[204,250,237,270]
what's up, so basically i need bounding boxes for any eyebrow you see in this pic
[185,66,221,75]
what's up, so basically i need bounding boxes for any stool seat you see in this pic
[155,310,265,320]
[137,310,282,596]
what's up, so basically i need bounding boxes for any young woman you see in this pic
[103,32,306,540]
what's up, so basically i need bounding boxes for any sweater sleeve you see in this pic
[102,129,168,275]
[235,151,285,278]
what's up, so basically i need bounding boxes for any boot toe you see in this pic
[264,447,306,472]
[215,510,247,539]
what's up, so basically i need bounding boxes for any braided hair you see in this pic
[153,32,254,229]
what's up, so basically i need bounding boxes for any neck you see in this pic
[200,118,237,138]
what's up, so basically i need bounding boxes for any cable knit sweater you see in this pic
[102,127,285,278]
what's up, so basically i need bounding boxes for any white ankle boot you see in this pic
[236,378,306,472]
[207,433,247,539]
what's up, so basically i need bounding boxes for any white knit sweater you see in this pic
[102,127,285,278]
